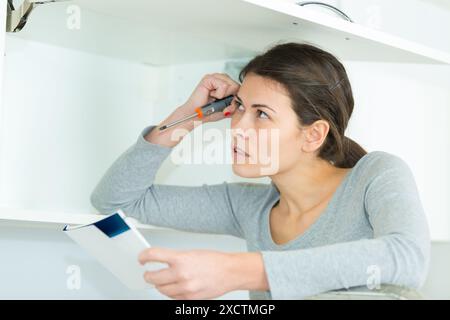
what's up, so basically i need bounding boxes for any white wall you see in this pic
[345,61,450,241]
[0,36,159,214]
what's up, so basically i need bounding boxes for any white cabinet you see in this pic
[1,0,450,238]
[8,0,450,65]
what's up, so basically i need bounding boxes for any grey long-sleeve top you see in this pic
[90,124,431,300]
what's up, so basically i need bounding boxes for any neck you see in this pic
[270,156,349,218]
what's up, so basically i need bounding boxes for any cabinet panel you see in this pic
[8,0,450,65]
[0,35,163,224]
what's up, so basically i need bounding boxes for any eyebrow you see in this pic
[235,94,277,114]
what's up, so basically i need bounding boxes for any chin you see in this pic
[231,163,265,178]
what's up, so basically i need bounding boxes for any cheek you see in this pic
[230,115,237,127]
[230,112,243,127]
[275,131,302,164]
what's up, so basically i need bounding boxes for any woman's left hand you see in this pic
[138,247,240,300]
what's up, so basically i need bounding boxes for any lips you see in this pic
[232,145,250,157]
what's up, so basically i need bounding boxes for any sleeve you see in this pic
[259,154,431,299]
[90,124,245,238]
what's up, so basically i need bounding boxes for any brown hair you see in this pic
[239,42,366,168]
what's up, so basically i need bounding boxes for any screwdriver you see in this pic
[158,95,234,132]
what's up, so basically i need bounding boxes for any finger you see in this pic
[144,268,177,286]
[222,97,238,116]
[156,282,190,299]
[211,73,230,80]
[138,247,177,265]
[212,73,240,95]
[202,75,228,96]
[172,292,200,300]
[203,110,228,123]
[210,82,229,100]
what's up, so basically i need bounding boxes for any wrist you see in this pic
[227,252,270,292]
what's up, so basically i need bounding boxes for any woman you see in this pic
[90,43,430,300]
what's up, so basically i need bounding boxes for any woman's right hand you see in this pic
[146,73,240,147]
[182,73,240,123]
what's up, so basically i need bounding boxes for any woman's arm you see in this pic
[91,73,247,237]
[90,124,247,238]
[252,154,430,299]
[139,154,430,300]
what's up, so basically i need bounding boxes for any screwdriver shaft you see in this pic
[159,113,198,131]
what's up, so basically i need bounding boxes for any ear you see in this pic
[301,120,329,153]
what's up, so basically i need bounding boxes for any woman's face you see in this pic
[230,73,305,178]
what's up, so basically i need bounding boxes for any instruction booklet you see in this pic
[63,209,167,290]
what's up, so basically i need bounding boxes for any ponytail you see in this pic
[334,136,367,168]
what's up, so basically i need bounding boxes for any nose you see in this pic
[232,128,247,143]
[231,112,253,139]
[231,120,252,142]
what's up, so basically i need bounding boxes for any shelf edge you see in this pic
[245,0,450,64]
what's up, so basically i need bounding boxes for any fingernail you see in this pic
[224,111,231,117]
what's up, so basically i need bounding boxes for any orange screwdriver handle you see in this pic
[195,107,204,119]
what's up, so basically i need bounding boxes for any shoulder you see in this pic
[353,151,413,181]
[351,151,419,204]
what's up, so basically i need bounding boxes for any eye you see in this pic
[235,100,245,112]
[257,110,269,119]
[234,100,270,120]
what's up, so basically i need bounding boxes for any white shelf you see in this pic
[0,206,164,230]
[9,0,450,65]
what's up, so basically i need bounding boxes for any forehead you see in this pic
[238,73,292,111]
